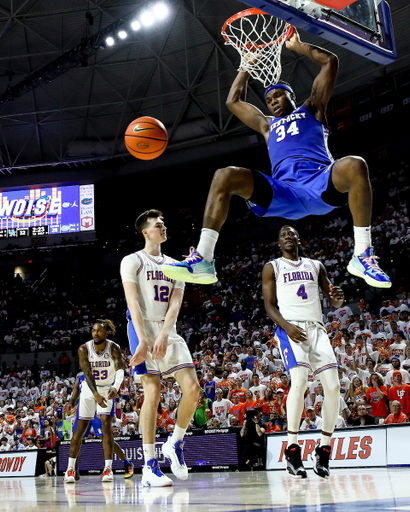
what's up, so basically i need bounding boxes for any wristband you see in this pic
[112,369,124,392]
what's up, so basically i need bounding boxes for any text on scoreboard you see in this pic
[0,184,94,237]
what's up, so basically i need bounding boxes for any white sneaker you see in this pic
[101,466,114,482]
[162,436,188,480]
[64,467,76,484]
[142,458,173,487]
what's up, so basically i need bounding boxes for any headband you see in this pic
[264,84,294,99]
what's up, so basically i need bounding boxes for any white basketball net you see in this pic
[222,9,293,88]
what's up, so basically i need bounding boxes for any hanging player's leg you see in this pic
[161,157,390,288]
[310,367,340,479]
[140,374,173,487]
[162,367,200,480]
[331,156,390,288]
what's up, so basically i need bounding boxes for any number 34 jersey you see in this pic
[270,256,323,323]
[120,250,185,322]
[267,105,333,181]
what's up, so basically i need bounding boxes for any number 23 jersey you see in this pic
[271,256,323,323]
[120,250,185,322]
[267,105,333,181]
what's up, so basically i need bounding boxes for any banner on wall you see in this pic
[267,428,387,469]
[0,451,38,477]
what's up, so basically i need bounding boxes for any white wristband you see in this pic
[112,369,124,392]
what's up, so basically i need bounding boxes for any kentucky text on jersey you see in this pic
[90,361,111,368]
[283,271,314,283]
[270,112,307,130]
[146,270,173,282]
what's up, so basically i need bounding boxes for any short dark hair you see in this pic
[135,209,164,234]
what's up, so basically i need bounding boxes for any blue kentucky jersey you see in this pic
[267,105,333,183]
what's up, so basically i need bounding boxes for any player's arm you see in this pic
[78,345,107,408]
[152,287,184,360]
[318,262,344,309]
[262,262,307,343]
[286,29,338,120]
[108,344,125,400]
[122,281,150,366]
[226,70,270,138]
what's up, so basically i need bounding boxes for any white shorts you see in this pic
[127,319,194,382]
[275,321,338,378]
[78,384,114,420]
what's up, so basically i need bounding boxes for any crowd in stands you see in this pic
[0,156,409,461]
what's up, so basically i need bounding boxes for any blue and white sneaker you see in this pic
[142,459,173,487]
[162,435,188,480]
[161,248,217,285]
[347,247,391,289]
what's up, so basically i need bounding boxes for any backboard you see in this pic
[241,0,396,64]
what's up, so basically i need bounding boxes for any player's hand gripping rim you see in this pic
[284,322,307,344]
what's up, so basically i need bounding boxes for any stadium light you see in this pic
[131,20,141,31]
[152,2,169,20]
[118,30,128,39]
[106,36,115,46]
[140,11,154,26]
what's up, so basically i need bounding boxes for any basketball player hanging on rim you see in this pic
[161,28,391,289]
[120,209,200,487]
[264,225,344,479]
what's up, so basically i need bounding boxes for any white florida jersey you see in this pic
[271,256,323,323]
[120,250,185,322]
[85,339,119,388]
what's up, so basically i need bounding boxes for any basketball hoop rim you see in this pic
[222,8,294,50]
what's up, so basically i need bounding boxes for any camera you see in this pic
[245,409,258,420]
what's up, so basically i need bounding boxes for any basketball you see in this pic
[124,116,168,160]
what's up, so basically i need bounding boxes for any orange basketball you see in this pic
[124,116,168,160]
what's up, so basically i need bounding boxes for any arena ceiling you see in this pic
[0,0,409,175]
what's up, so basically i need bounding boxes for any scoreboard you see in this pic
[0,184,94,238]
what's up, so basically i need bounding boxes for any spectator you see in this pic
[300,406,323,430]
[212,389,232,427]
[0,436,10,452]
[365,373,389,421]
[194,390,212,428]
[239,409,266,470]
[388,372,410,417]
[351,404,377,426]
[25,437,37,450]
[384,401,408,424]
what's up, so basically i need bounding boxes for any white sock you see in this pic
[172,424,187,444]
[105,459,112,469]
[197,228,219,263]
[287,433,298,446]
[143,444,155,464]
[68,457,76,469]
[353,225,372,255]
[320,434,332,447]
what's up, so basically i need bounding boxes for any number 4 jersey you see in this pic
[267,105,333,182]
[271,256,323,323]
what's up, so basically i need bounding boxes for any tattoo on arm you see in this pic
[78,345,98,395]
[112,344,125,371]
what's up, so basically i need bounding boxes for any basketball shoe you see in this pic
[123,460,134,479]
[64,467,76,484]
[283,444,307,479]
[161,249,217,284]
[311,445,331,479]
[347,247,391,288]
[101,467,114,482]
[142,459,173,487]
[162,436,188,480]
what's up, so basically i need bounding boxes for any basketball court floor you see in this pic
[2,468,410,511]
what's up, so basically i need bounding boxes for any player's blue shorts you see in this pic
[126,311,148,379]
[73,408,103,437]
[248,160,347,220]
